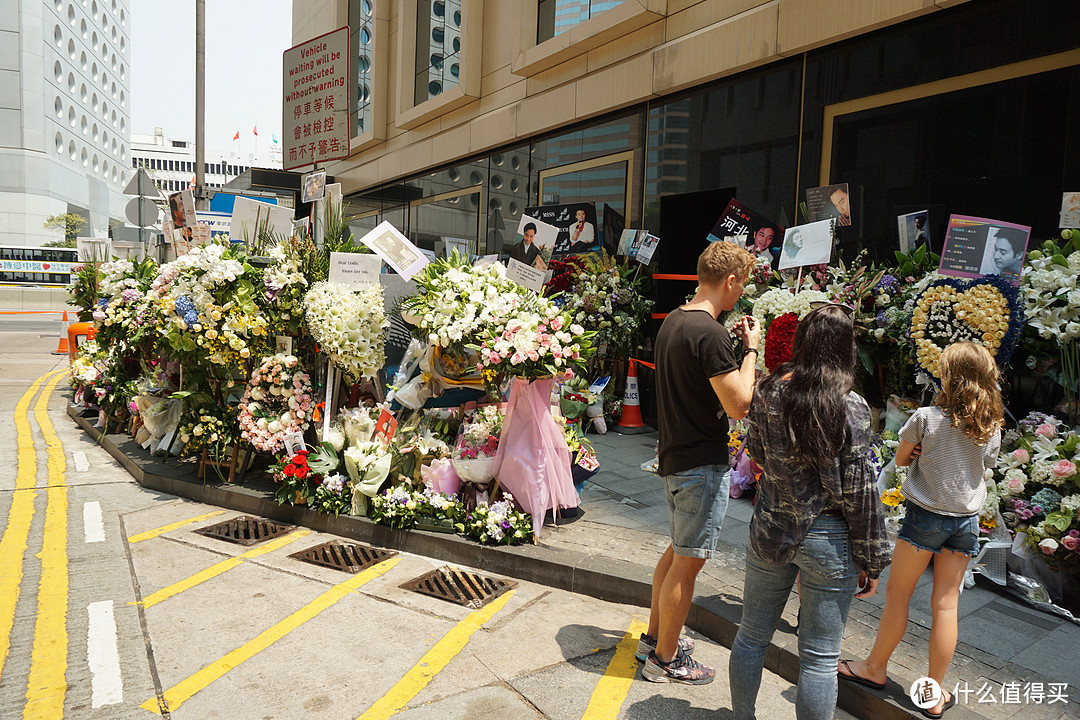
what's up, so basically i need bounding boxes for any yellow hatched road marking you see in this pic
[141,556,400,715]
[24,371,69,719]
[0,370,64,684]
[357,589,516,720]
[581,618,649,720]
[126,510,226,543]
[136,529,310,609]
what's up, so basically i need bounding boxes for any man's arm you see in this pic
[709,355,757,420]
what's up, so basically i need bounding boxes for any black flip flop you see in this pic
[920,692,956,719]
[837,659,886,690]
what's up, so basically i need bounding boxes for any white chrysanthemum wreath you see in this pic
[304,281,388,381]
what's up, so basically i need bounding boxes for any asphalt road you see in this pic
[0,324,858,719]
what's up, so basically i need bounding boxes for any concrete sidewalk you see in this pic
[553,427,1080,720]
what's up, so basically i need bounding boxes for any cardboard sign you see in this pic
[356,221,428,281]
[938,214,1030,286]
[506,257,545,293]
[635,234,659,265]
[230,196,295,243]
[778,219,836,270]
[897,210,930,255]
[328,251,382,288]
[374,409,397,445]
[444,236,469,258]
[806,183,852,226]
[302,170,327,203]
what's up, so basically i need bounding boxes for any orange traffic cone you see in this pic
[52,311,70,355]
[613,359,651,434]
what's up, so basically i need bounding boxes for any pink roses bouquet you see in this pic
[237,354,314,453]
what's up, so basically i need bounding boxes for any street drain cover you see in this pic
[401,566,516,609]
[289,541,396,573]
[194,516,295,546]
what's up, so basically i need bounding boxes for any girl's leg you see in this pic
[923,548,970,715]
[840,539,932,684]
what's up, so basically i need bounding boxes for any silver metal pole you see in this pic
[194,0,206,209]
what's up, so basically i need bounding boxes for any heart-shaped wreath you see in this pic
[908,275,1025,382]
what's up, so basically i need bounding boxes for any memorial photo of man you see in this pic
[510,222,541,266]
[979,225,1027,283]
[566,208,595,253]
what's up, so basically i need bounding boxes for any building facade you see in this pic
[129,127,282,196]
[1,0,131,246]
[291,0,1080,276]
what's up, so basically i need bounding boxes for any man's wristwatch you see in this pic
[743,348,758,360]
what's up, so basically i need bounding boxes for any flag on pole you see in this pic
[253,124,258,136]
[232,130,239,141]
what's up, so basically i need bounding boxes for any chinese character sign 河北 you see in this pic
[282,26,350,171]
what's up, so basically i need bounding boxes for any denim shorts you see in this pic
[898,502,979,557]
[663,464,730,559]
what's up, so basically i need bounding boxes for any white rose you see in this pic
[250,387,265,401]
[1039,538,1059,554]
[280,411,293,425]
[257,418,268,430]
[268,421,282,434]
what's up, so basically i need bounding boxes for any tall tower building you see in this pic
[1,0,131,247]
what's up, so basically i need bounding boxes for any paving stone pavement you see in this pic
[537,427,1080,720]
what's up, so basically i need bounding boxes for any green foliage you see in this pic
[893,243,940,279]
[42,213,88,245]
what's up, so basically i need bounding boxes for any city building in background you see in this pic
[1,0,131,247]
[291,0,1080,272]
[129,127,282,196]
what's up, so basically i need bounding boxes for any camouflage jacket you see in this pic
[746,382,892,578]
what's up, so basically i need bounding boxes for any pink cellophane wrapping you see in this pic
[493,377,580,538]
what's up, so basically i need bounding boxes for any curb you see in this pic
[69,404,927,719]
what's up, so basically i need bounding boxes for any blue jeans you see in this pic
[729,515,859,720]
[898,502,980,557]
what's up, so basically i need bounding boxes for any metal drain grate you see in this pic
[194,516,295,546]
[400,566,516,609]
[289,541,396,573]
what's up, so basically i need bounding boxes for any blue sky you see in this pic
[130,0,293,154]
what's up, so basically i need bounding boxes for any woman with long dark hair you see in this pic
[728,304,892,720]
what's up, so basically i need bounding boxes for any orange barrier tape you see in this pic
[651,274,698,281]
[0,310,67,315]
[631,358,656,370]
[651,313,668,320]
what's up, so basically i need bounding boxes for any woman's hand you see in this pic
[855,571,878,599]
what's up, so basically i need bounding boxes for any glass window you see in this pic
[414,0,461,104]
[349,0,375,136]
[828,65,1080,263]
[537,0,623,44]
[643,59,802,236]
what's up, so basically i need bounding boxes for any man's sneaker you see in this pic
[641,649,716,685]
[635,633,695,662]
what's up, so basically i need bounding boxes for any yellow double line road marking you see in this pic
[358,589,517,720]
[25,371,71,719]
[135,529,310,609]
[127,510,225,544]
[142,556,400,715]
[0,370,65,686]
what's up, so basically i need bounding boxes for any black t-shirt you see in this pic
[655,308,739,476]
